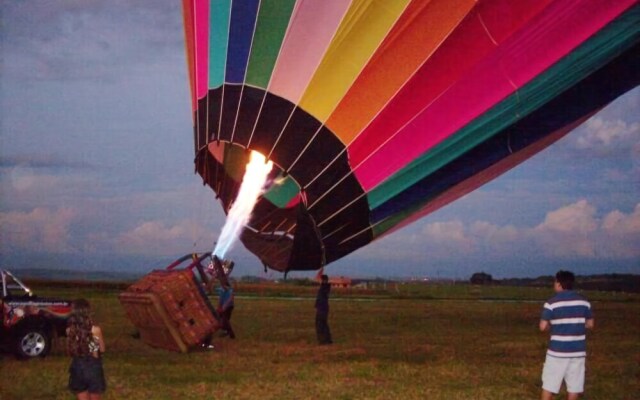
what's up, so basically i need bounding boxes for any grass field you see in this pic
[1,283,638,399]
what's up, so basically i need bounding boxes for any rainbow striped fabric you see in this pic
[182,0,640,272]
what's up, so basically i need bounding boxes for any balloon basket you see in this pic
[118,254,221,353]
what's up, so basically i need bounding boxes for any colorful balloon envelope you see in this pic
[182,0,640,272]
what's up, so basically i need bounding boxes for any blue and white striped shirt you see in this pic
[541,290,592,358]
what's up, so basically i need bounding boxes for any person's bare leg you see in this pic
[567,393,580,400]
[88,393,102,400]
[76,392,90,400]
[541,389,554,400]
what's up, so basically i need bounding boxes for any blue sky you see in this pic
[1,1,638,279]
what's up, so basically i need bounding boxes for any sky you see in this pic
[1,1,638,280]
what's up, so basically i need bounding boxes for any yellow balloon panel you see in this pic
[298,0,411,123]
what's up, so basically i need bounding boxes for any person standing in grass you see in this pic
[67,298,106,400]
[539,270,594,400]
[315,273,332,345]
[217,282,236,339]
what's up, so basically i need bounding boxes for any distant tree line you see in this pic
[470,272,493,285]
[472,273,640,293]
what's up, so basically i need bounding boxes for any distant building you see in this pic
[328,276,352,288]
[314,270,352,288]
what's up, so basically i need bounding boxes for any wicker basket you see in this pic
[119,268,220,352]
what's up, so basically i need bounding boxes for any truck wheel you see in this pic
[15,328,51,358]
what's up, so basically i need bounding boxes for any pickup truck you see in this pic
[1,269,73,358]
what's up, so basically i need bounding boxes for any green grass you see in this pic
[1,284,638,399]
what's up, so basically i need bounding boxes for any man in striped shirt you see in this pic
[539,270,594,400]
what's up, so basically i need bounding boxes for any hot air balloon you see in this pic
[181,0,640,273]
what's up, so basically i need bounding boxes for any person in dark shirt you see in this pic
[315,274,332,345]
[217,282,235,339]
[67,298,106,400]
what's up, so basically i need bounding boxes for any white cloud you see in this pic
[534,200,598,234]
[422,220,476,255]
[469,221,518,242]
[576,117,640,149]
[0,207,75,252]
[6,166,62,192]
[386,200,640,262]
[602,204,640,234]
[598,204,640,258]
[113,219,214,255]
[423,220,467,242]
[521,200,640,258]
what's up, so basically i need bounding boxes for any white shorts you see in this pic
[541,354,585,394]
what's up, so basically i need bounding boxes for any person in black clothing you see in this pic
[315,274,332,345]
[67,299,106,400]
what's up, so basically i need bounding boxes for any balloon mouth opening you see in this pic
[205,141,305,211]
[193,83,373,272]
[195,141,308,271]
